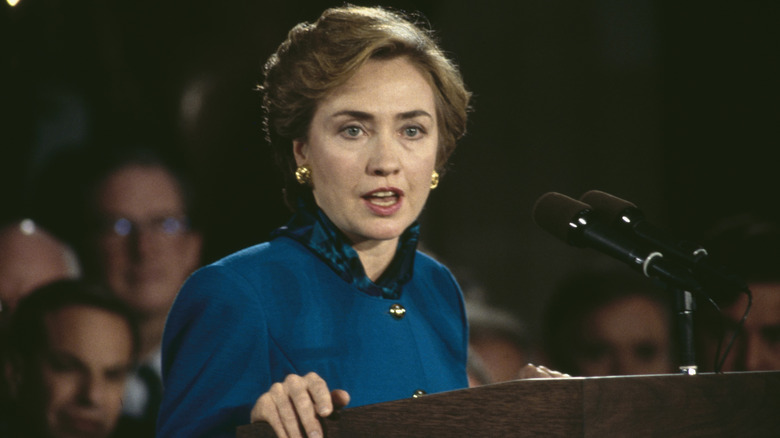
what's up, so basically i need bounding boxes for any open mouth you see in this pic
[364,190,400,206]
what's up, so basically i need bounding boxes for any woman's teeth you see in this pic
[367,191,397,206]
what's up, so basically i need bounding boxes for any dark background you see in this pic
[2,0,778,341]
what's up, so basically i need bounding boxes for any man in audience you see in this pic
[1,279,139,438]
[76,147,203,433]
[697,213,780,372]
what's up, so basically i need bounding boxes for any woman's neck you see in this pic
[353,238,399,282]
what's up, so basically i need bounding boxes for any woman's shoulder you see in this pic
[414,250,454,276]
[171,238,312,318]
[218,237,293,260]
[415,249,442,264]
[184,237,315,289]
[412,250,461,294]
[207,236,310,269]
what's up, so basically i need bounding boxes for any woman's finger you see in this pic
[303,372,336,417]
[251,391,290,438]
[517,363,571,379]
[285,374,323,437]
[271,380,306,438]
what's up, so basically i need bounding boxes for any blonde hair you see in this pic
[260,5,471,209]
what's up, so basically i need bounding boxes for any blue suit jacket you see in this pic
[157,236,468,437]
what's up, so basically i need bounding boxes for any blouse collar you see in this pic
[271,197,419,299]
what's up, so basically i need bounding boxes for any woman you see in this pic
[158,6,552,438]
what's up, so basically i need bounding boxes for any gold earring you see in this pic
[295,165,312,185]
[430,170,440,189]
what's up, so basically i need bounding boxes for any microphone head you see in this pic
[532,192,591,243]
[580,190,640,222]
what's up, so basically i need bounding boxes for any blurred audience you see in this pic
[542,267,675,376]
[28,145,204,434]
[696,213,780,372]
[466,346,492,387]
[75,147,203,433]
[0,218,81,319]
[455,265,539,385]
[0,279,139,438]
[466,299,533,384]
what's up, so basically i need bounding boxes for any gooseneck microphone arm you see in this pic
[579,189,749,296]
[532,192,703,293]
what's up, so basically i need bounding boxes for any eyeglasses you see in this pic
[100,215,190,238]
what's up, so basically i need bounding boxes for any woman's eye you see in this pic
[342,126,363,137]
[404,126,423,138]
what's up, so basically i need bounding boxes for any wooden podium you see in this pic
[237,371,780,437]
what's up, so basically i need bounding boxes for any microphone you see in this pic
[532,192,702,292]
[579,190,748,295]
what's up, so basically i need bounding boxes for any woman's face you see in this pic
[294,57,438,246]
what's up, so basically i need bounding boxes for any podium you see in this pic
[237,371,780,437]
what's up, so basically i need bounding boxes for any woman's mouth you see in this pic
[365,190,399,206]
[362,188,403,215]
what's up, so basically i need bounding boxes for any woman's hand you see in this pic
[517,363,571,379]
[250,372,350,438]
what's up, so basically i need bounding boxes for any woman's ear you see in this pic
[293,139,308,166]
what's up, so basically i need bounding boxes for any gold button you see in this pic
[412,389,426,398]
[389,303,406,320]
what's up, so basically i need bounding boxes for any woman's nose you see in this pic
[366,132,401,176]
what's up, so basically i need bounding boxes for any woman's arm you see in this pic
[157,265,271,438]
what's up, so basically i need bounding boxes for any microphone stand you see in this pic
[643,253,698,375]
[672,286,697,375]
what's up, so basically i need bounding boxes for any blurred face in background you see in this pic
[700,283,780,371]
[0,222,78,316]
[469,334,528,383]
[575,294,674,376]
[93,164,202,319]
[29,305,133,438]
